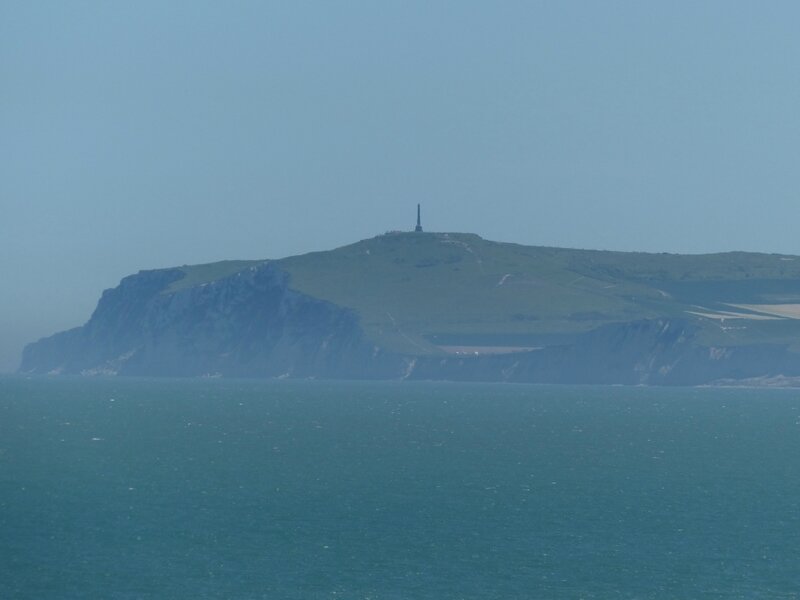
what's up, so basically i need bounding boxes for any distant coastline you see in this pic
[20,232,800,386]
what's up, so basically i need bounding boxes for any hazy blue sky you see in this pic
[3,1,800,371]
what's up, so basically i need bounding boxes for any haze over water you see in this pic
[2,377,799,598]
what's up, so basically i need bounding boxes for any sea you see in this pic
[1,376,799,599]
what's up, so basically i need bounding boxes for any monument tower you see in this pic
[415,204,423,232]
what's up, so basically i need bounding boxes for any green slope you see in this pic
[167,260,265,293]
[276,233,652,352]
[166,232,800,355]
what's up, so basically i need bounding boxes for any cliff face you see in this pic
[21,263,800,385]
[20,264,398,378]
[409,319,800,386]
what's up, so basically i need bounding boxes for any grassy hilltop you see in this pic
[171,232,800,355]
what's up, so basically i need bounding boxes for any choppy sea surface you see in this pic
[2,377,799,599]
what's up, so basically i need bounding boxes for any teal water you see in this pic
[2,377,799,599]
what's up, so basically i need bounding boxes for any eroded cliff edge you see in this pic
[20,264,399,379]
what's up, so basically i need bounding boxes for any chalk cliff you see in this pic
[21,264,397,379]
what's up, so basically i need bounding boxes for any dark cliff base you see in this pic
[20,264,800,386]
